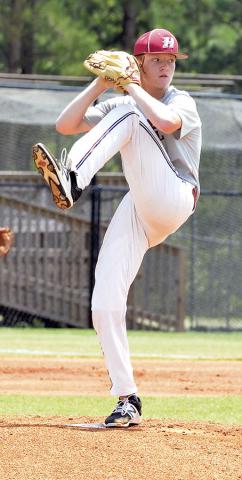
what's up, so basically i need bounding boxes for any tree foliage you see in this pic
[0,0,241,74]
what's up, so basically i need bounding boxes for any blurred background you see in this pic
[0,0,242,332]
[1,0,242,75]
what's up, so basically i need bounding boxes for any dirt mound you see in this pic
[0,356,241,479]
[0,416,241,480]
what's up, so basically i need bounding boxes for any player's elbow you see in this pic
[158,114,181,135]
[55,112,77,134]
[56,120,71,135]
[161,122,179,134]
[56,119,90,135]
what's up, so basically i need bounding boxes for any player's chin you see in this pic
[158,77,171,89]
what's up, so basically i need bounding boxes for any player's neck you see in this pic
[143,84,169,99]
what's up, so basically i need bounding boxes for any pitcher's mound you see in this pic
[0,416,241,480]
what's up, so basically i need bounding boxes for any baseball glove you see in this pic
[84,50,141,91]
[0,228,14,257]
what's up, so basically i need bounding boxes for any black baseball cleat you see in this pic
[105,395,142,428]
[32,143,82,210]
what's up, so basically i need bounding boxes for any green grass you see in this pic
[0,328,241,359]
[0,394,241,424]
[0,329,241,425]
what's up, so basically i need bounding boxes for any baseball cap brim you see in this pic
[135,51,189,59]
[173,52,188,59]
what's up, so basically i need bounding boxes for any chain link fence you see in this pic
[0,82,242,330]
[170,193,242,330]
[91,184,242,331]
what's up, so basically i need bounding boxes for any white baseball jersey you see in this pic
[84,86,202,191]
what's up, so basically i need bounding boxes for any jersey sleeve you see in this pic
[84,96,134,127]
[168,93,202,139]
[84,101,111,126]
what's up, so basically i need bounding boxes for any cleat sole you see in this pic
[32,144,72,210]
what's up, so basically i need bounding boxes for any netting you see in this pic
[169,193,242,330]
[93,186,242,331]
[1,84,242,330]
[1,86,242,170]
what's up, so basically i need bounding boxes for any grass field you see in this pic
[0,395,241,424]
[0,328,241,424]
[0,327,241,359]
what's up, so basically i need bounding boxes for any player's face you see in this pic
[140,53,176,97]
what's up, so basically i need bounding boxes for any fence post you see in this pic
[176,248,186,332]
[88,182,101,328]
[189,213,196,329]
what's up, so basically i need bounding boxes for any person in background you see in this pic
[0,228,14,257]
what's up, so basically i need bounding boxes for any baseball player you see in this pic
[0,228,14,257]
[33,28,202,427]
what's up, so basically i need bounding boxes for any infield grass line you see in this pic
[0,348,241,360]
[0,394,241,425]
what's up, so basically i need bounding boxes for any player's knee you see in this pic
[91,280,127,313]
[114,104,140,122]
[91,291,119,313]
[92,308,125,339]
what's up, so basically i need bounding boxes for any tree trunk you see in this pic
[120,0,153,52]
[21,0,37,73]
[120,2,137,51]
[6,0,36,73]
[7,0,25,72]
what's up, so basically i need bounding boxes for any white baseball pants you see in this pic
[68,105,195,396]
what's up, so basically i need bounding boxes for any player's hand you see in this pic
[95,76,116,91]
[0,227,14,257]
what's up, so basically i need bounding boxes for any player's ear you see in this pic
[135,54,145,71]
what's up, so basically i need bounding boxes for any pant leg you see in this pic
[92,192,149,396]
[69,104,194,396]
[68,105,137,189]
[120,115,195,246]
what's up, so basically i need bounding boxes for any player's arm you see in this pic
[125,83,181,134]
[56,77,111,135]
[81,50,181,134]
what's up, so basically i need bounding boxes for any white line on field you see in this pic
[0,348,233,359]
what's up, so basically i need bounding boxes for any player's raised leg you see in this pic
[32,105,139,209]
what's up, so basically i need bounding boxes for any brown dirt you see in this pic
[0,356,241,480]
[0,356,241,396]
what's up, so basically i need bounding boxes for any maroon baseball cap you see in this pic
[133,28,188,59]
